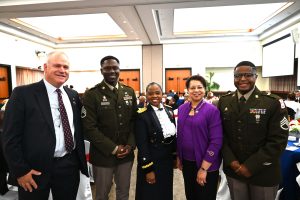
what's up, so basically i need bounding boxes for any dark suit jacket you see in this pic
[2,80,88,185]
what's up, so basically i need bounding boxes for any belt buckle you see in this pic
[54,151,73,161]
[162,137,174,145]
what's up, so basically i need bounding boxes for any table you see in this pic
[279,140,300,200]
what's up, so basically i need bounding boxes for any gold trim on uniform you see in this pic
[142,162,154,169]
[137,107,147,113]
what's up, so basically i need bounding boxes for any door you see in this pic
[0,65,11,100]
[165,68,191,95]
[119,69,140,92]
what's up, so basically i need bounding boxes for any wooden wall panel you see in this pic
[165,68,191,94]
[0,66,9,99]
[119,69,140,92]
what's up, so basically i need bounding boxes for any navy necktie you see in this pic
[56,89,74,153]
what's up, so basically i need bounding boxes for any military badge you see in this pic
[263,162,272,166]
[81,106,86,118]
[279,99,285,109]
[255,114,260,123]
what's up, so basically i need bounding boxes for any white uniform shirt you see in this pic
[151,104,176,138]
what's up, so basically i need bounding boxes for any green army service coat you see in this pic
[218,87,289,186]
[82,81,137,167]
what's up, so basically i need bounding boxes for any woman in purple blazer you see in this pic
[177,75,223,200]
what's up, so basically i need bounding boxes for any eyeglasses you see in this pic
[234,73,256,79]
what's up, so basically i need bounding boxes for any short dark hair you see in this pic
[185,75,207,89]
[100,55,119,66]
[287,92,296,100]
[234,61,257,73]
[146,82,162,92]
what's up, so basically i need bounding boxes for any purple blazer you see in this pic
[177,100,223,171]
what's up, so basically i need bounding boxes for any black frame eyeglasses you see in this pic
[234,73,256,79]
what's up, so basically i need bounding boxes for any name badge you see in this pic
[101,102,110,106]
[123,96,132,101]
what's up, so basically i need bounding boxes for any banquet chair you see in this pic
[287,107,296,120]
[297,162,300,186]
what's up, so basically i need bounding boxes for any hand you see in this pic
[176,157,182,171]
[146,171,156,184]
[237,164,252,178]
[116,145,130,158]
[196,168,207,186]
[230,160,241,171]
[17,169,41,192]
[124,145,132,153]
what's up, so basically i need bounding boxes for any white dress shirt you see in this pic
[44,79,75,157]
[151,104,176,138]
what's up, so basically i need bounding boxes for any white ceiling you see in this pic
[0,0,299,48]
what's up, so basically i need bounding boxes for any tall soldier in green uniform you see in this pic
[218,61,289,200]
[82,56,137,200]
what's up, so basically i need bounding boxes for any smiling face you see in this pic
[234,65,257,94]
[146,84,162,107]
[101,59,120,86]
[188,80,206,103]
[44,52,70,88]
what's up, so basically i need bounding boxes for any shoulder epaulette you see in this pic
[89,83,101,91]
[165,105,172,109]
[221,92,234,98]
[137,107,147,113]
[119,82,129,88]
[119,83,134,91]
[261,93,281,100]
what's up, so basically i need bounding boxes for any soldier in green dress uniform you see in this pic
[218,61,289,200]
[82,55,137,200]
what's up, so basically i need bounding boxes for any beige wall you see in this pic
[142,45,163,93]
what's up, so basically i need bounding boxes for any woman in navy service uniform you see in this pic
[135,82,176,200]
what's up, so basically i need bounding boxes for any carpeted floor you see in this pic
[91,151,186,200]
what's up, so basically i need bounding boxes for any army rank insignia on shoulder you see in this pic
[280,116,289,130]
[137,107,147,113]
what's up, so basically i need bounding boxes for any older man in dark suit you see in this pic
[2,51,88,200]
